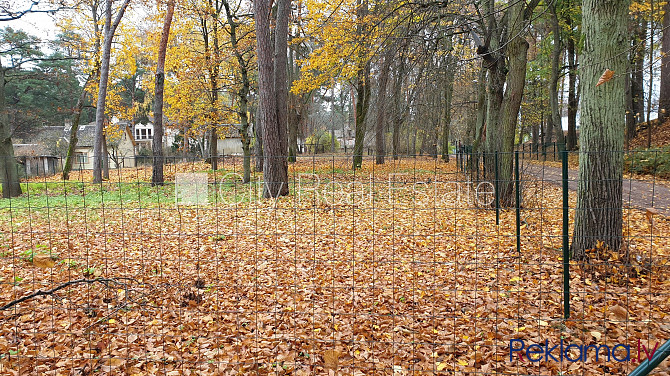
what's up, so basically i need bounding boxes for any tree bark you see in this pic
[631,19,646,125]
[222,0,252,182]
[566,32,578,150]
[63,77,89,179]
[572,0,629,258]
[274,0,290,161]
[352,0,370,170]
[441,50,455,162]
[151,0,175,186]
[253,0,290,197]
[93,0,130,184]
[549,3,566,149]
[253,107,263,172]
[375,48,392,164]
[391,58,405,160]
[0,64,21,198]
[659,0,670,122]
[492,0,538,205]
[472,66,487,154]
[64,1,102,179]
[204,1,221,171]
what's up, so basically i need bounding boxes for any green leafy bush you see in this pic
[625,146,670,178]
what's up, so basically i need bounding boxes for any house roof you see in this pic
[13,144,49,157]
[73,122,97,147]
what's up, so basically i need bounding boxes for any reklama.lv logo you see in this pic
[510,339,662,363]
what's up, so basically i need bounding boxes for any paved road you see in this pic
[524,164,670,217]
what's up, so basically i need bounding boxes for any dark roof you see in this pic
[73,122,97,147]
[13,144,49,157]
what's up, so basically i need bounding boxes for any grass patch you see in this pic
[0,181,175,212]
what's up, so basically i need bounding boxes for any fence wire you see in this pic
[0,152,668,375]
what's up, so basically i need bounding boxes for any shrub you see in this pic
[624,146,670,178]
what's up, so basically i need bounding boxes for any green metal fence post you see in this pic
[562,149,570,319]
[515,151,521,253]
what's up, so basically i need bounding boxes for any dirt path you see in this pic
[524,164,670,217]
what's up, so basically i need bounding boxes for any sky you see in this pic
[5,9,58,40]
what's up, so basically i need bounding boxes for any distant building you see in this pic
[333,126,355,149]
[13,144,61,178]
[63,122,137,170]
[216,125,249,155]
[13,120,180,173]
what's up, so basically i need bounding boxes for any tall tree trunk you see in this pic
[375,48,392,164]
[63,79,88,180]
[626,73,636,150]
[483,52,505,160]
[497,0,533,206]
[222,0,252,182]
[93,0,130,184]
[352,0,370,170]
[102,133,109,179]
[0,65,21,198]
[65,2,101,179]
[659,0,670,122]
[151,0,175,186]
[441,58,455,162]
[479,0,505,164]
[207,2,221,171]
[472,66,487,154]
[287,43,299,163]
[253,0,289,197]
[391,59,405,160]
[631,19,646,125]
[646,0,655,149]
[352,71,371,169]
[274,0,290,160]
[254,107,263,172]
[566,33,579,150]
[572,0,629,258]
[549,3,566,149]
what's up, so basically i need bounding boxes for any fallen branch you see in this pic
[1,278,123,311]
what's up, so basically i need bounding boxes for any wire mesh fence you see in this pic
[0,152,669,375]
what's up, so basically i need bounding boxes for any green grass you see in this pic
[0,181,175,211]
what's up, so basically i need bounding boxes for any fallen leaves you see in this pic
[323,349,340,371]
[32,254,55,268]
[610,304,629,320]
[0,158,668,375]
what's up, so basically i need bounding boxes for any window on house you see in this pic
[75,152,88,165]
[141,129,147,139]
[148,128,153,139]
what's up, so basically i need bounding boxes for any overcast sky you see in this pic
[5,10,58,39]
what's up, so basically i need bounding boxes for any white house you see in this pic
[216,125,247,155]
[66,122,137,170]
[131,121,178,150]
[333,126,355,149]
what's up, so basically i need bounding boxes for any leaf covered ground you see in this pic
[0,157,668,375]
